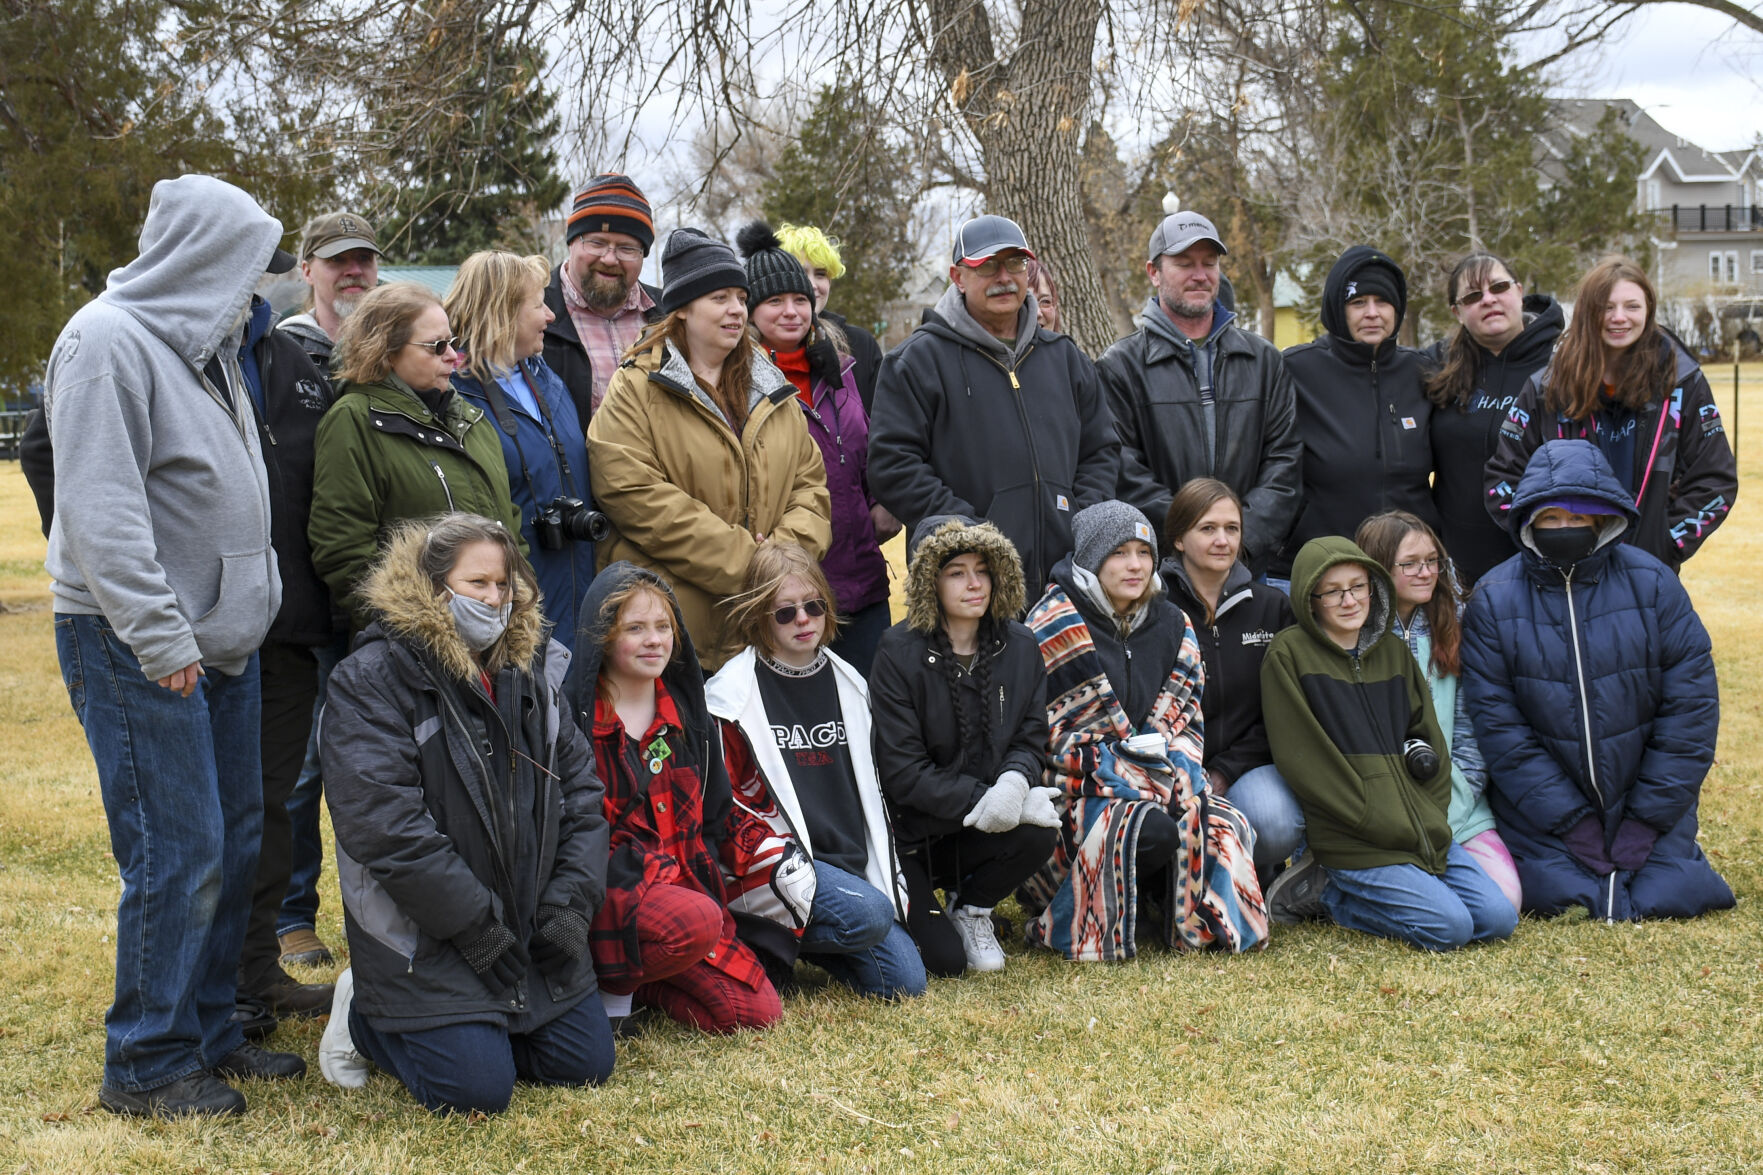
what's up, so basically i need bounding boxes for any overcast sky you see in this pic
[1548,3,1763,152]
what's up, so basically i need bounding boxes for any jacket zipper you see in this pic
[1559,563,1614,921]
[431,461,456,510]
[978,345,1045,580]
[1351,648,1439,873]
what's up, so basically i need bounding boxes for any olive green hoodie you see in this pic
[1259,536,1451,874]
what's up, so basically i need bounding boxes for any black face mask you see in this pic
[1532,524,1599,567]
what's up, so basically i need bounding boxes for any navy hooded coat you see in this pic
[1460,440,1732,922]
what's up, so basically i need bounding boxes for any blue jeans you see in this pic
[278,638,345,935]
[1225,764,1305,880]
[55,614,263,1092]
[800,862,926,1000]
[350,995,614,1115]
[1323,841,1519,951]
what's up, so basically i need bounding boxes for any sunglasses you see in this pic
[772,599,828,624]
[1453,279,1515,307]
[408,336,460,356]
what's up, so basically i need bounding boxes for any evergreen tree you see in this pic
[760,84,919,336]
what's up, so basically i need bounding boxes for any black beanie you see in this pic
[659,228,749,315]
[736,220,815,305]
[1320,245,1408,342]
[1341,264,1402,312]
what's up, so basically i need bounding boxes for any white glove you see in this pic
[963,770,1030,834]
[1019,785,1064,829]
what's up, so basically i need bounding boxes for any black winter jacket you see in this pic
[869,619,1051,850]
[868,299,1119,597]
[1162,558,1294,786]
[20,298,337,647]
[320,532,608,1034]
[1421,294,1563,585]
[1276,248,1439,576]
[822,309,885,416]
[1097,305,1303,568]
[542,264,663,428]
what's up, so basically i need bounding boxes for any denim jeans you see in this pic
[278,637,345,935]
[56,614,263,1092]
[828,600,892,679]
[1225,764,1306,880]
[800,862,926,1000]
[1322,841,1519,952]
[350,994,614,1115]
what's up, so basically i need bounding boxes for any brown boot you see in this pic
[278,928,335,968]
[245,966,335,1020]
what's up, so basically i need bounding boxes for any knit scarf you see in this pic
[1018,588,1268,959]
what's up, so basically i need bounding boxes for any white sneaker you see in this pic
[318,967,371,1089]
[949,904,1006,973]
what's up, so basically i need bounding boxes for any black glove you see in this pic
[452,915,529,995]
[530,904,590,976]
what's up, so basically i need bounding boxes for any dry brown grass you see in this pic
[2,368,1762,1172]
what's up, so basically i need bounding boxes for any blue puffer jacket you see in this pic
[453,357,597,651]
[1461,440,1732,921]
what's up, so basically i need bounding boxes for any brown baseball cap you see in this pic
[300,211,381,260]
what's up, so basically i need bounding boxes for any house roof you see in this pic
[1545,98,1747,188]
[379,266,460,297]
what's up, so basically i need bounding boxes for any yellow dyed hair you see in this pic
[776,224,846,280]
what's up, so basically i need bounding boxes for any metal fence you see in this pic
[1654,205,1763,233]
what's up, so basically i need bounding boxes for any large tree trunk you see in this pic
[925,0,1115,355]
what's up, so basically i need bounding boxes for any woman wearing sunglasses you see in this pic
[1356,510,1520,916]
[1484,256,1736,571]
[705,542,924,1000]
[1422,254,1564,586]
[311,282,523,631]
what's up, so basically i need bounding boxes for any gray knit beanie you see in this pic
[736,220,815,306]
[659,227,749,315]
[1072,500,1158,574]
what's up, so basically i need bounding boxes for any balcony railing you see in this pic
[1651,205,1763,233]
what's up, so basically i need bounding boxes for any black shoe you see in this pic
[1266,852,1329,925]
[99,1072,247,1118]
[232,994,277,1041]
[245,969,336,1020]
[210,1042,307,1081]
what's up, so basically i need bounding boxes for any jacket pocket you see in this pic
[337,842,422,960]
[191,549,276,660]
[1353,771,1420,852]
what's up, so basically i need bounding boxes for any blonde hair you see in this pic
[721,542,841,657]
[333,283,443,385]
[444,251,551,385]
[775,224,846,280]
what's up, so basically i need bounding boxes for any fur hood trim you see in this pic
[903,515,1026,633]
[357,525,543,681]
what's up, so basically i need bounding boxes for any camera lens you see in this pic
[1403,738,1440,780]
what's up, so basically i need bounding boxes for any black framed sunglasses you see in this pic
[407,336,459,356]
[1453,279,1515,307]
[772,599,828,624]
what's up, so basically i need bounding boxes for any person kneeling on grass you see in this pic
[1461,440,1734,923]
[317,514,615,1114]
[706,542,924,1000]
[1018,501,1268,960]
[869,517,1062,976]
[1259,536,1517,951]
[564,564,783,1033]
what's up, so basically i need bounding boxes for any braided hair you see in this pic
[930,617,1001,775]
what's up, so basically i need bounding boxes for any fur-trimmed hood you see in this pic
[356,525,544,681]
[903,514,1027,633]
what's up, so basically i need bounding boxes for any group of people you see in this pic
[32,169,1736,1121]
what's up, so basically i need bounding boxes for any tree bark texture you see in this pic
[924,0,1115,355]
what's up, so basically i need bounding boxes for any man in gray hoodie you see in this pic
[868,214,1118,596]
[45,174,306,1118]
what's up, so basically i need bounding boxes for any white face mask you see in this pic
[446,589,511,652]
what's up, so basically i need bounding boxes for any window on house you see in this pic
[1752,250,1763,275]
[1729,252,1741,283]
[1648,179,1662,209]
[1712,251,1725,281]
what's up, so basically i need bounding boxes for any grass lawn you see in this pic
[3,367,1762,1172]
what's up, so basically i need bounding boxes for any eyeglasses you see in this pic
[1453,278,1515,307]
[968,255,1030,278]
[579,238,644,262]
[407,336,459,357]
[772,599,828,624]
[1394,556,1442,577]
[1310,581,1371,607]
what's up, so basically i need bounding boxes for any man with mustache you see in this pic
[1096,211,1302,574]
[281,211,382,373]
[542,173,663,425]
[869,214,1118,597]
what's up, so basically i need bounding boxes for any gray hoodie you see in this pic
[44,174,283,680]
[931,281,1038,366]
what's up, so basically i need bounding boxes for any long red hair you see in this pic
[1544,256,1670,421]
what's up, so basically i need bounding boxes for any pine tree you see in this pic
[760,85,919,336]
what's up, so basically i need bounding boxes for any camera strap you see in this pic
[478,363,581,502]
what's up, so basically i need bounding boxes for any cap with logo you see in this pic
[300,212,382,261]
[1147,211,1228,263]
[951,214,1036,266]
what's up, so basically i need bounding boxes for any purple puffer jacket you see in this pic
[797,340,890,615]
